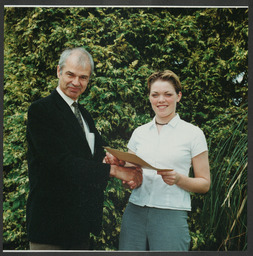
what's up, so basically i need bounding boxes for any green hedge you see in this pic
[4,7,248,250]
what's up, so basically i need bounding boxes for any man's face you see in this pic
[57,53,91,101]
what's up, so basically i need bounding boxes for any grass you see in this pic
[200,110,247,250]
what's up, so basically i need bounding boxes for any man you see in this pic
[26,47,142,250]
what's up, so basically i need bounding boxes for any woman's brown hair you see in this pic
[147,70,182,94]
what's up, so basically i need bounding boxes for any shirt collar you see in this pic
[151,114,180,128]
[56,86,77,107]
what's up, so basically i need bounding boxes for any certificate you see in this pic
[104,147,173,171]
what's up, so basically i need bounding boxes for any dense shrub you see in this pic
[4,7,248,250]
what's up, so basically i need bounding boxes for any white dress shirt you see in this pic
[56,86,95,154]
[127,114,208,211]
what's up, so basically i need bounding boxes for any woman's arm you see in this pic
[157,151,211,194]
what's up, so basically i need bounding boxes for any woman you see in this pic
[106,70,210,251]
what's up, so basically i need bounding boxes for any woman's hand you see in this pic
[157,170,181,186]
[157,151,210,193]
[110,165,143,189]
[104,149,143,189]
[122,166,143,189]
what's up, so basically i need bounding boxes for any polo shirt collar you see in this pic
[169,114,180,127]
[151,113,180,128]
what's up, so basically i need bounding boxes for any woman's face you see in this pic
[149,80,182,122]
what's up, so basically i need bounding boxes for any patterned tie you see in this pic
[72,102,85,132]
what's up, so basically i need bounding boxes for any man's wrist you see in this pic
[109,165,117,177]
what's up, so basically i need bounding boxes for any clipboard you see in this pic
[104,147,173,171]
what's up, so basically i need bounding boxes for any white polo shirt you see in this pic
[127,114,208,211]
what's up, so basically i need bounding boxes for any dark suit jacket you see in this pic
[26,89,110,247]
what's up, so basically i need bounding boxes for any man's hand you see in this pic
[103,152,125,166]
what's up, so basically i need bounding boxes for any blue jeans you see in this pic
[119,202,191,251]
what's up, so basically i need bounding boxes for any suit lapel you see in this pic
[50,90,92,153]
